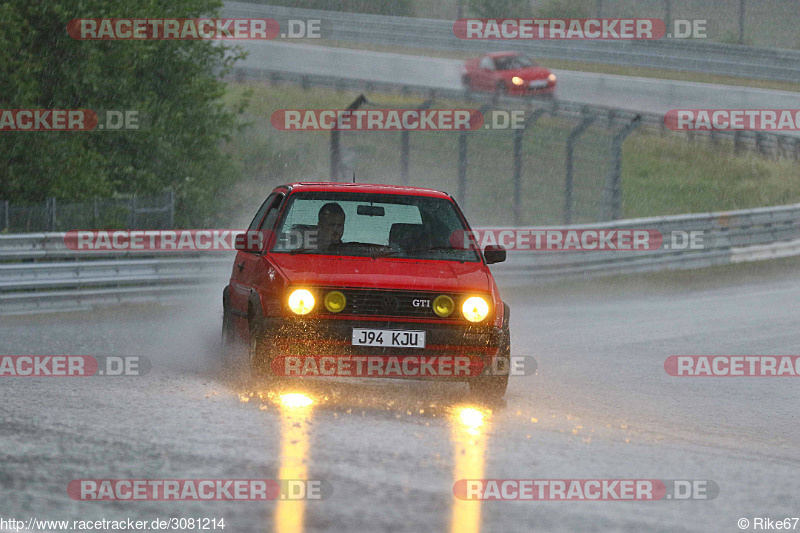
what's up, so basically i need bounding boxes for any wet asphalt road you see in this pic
[1,263,799,533]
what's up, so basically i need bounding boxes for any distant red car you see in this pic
[221,182,511,399]
[462,52,556,97]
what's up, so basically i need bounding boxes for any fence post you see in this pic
[734,131,744,155]
[458,129,467,205]
[400,99,434,186]
[564,112,596,225]
[131,194,137,228]
[738,0,746,45]
[168,189,175,229]
[663,0,672,37]
[400,130,410,185]
[603,115,642,221]
[330,94,367,182]
[513,107,547,226]
[2,200,8,232]
[46,197,56,232]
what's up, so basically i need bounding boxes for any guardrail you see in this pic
[222,1,800,83]
[495,202,800,282]
[231,66,800,159]
[0,234,231,315]
[2,203,800,314]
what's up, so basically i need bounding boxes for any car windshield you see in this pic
[494,55,536,70]
[271,191,481,262]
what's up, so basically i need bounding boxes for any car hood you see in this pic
[499,66,551,80]
[270,254,491,293]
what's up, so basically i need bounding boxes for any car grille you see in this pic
[327,289,457,318]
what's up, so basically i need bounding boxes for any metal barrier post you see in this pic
[458,129,467,204]
[401,99,433,186]
[46,197,56,232]
[604,115,642,221]
[513,108,547,226]
[565,112,596,225]
[330,94,366,181]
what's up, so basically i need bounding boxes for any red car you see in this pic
[462,52,556,97]
[221,182,510,399]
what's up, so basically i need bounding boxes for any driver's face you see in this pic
[318,212,345,243]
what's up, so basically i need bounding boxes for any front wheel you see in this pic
[249,320,275,380]
[469,328,510,400]
[220,306,237,366]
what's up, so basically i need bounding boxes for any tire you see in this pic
[248,318,275,380]
[469,304,511,400]
[494,81,507,95]
[220,306,235,364]
[461,75,471,90]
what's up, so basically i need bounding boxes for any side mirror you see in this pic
[483,245,506,265]
[235,231,267,253]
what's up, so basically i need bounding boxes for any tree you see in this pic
[0,0,247,226]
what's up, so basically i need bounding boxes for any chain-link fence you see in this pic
[0,191,174,233]
[332,97,640,226]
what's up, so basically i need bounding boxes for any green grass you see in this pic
[222,82,800,227]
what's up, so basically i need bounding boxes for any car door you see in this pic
[476,56,496,91]
[229,193,281,324]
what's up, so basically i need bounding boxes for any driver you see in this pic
[316,202,345,249]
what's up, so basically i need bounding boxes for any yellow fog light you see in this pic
[433,295,455,317]
[288,289,315,315]
[461,296,489,323]
[324,291,347,313]
[548,73,557,82]
[511,76,524,86]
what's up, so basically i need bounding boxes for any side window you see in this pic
[247,194,276,231]
[258,193,285,231]
[480,57,494,70]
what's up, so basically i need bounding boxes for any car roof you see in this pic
[486,51,521,58]
[277,182,452,200]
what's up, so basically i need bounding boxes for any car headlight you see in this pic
[288,289,315,315]
[324,290,346,313]
[511,76,524,86]
[461,296,490,322]
[548,73,557,82]
[433,295,455,317]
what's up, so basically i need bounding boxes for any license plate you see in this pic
[352,328,426,349]
[529,80,548,88]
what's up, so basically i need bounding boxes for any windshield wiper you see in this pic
[288,247,320,255]
[371,246,460,259]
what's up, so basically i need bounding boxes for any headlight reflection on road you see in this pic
[275,392,315,533]
[450,406,490,533]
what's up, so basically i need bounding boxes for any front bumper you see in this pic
[258,316,505,381]
[507,82,556,96]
